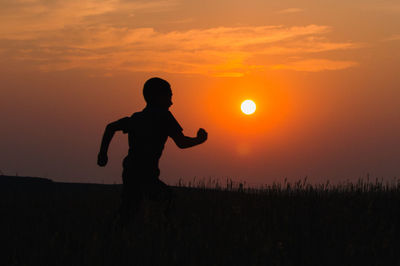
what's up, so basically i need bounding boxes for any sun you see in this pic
[241,100,256,115]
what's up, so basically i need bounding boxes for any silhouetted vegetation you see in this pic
[1,175,400,265]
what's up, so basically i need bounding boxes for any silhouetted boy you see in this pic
[97,77,207,221]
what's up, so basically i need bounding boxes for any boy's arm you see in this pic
[97,119,129,166]
[171,128,208,149]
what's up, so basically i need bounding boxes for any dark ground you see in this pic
[1,175,400,266]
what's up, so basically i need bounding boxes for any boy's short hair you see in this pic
[143,77,172,103]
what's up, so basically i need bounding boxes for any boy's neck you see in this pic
[145,105,169,112]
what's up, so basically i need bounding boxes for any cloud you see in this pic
[0,0,178,38]
[382,34,400,42]
[4,24,361,75]
[270,59,358,72]
[2,25,361,76]
[165,18,195,24]
[0,1,361,76]
[277,8,304,14]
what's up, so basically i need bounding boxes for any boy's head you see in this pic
[143,77,172,109]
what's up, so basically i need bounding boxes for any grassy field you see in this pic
[1,175,400,266]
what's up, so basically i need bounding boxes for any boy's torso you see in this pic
[120,107,182,172]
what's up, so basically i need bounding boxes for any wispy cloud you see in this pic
[382,34,400,42]
[277,8,304,14]
[0,0,178,38]
[0,1,361,76]
[270,59,358,72]
[166,18,195,24]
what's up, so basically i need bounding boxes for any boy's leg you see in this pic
[149,179,175,219]
[119,168,143,223]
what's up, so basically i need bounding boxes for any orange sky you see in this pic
[1,0,399,184]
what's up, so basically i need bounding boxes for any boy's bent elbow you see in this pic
[175,137,204,149]
[175,140,188,149]
[172,135,190,149]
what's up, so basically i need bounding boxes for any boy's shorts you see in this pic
[121,157,172,204]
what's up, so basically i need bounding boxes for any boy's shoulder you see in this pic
[115,111,142,133]
[128,110,148,120]
[120,109,182,134]
[134,108,177,118]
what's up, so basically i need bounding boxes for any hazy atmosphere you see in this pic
[1,0,399,185]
